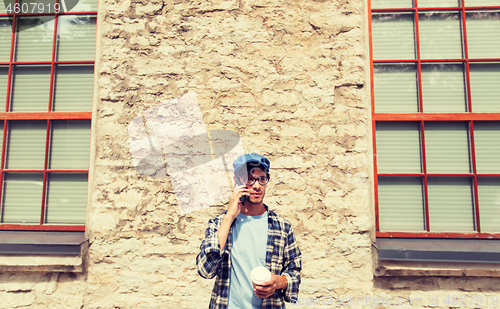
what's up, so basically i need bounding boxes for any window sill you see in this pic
[0,231,87,273]
[374,238,500,277]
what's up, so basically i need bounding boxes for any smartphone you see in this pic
[236,179,246,205]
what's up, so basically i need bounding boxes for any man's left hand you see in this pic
[254,273,287,299]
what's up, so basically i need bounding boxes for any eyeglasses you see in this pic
[241,176,270,186]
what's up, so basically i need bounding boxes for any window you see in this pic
[370,0,500,240]
[0,0,97,233]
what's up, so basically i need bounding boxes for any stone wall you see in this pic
[1,0,499,308]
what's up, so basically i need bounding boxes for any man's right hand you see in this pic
[226,184,249,220]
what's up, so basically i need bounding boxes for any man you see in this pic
[196,153,302,309]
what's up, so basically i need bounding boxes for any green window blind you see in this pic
[418,0,460,7]
[469,63,500,112]
[376,122,422,173]
[49,120,91,170]
[371,13,415,60]
[474,122,500,174]
[57,16,96,61]
[374,64,418,113]
[53,65,94,112]
[419,13,463,60]
[0,0,14,14]
[15,17,54,62]
[1,173,43,224]
[464,0,500,7]
[466,12,500,59]
[72,0,98,12]
[0,66,7,111]
[428,177,474,232]
[45,173,87,224]
[371,0,412,9]
[421,64,467,113]
[0,18,11,62]
[477,178,500,233]
[10,65,51,112]
[6,121,46,169]
[378,177,425,231]
[425,122,471,174]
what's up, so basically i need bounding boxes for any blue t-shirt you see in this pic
[227,211,268,309]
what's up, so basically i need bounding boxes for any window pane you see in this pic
[53,65,94,111]
[418,0,460,7]
[1,173,43,224]
[371,0,413,9]
[0,18,11,62]
[474,122,500,174]
[376,122,422,173]
[6,120,46,169]
[466,11,500,59]
[57,15,96,61]
[49,120,90,170]
[0,0,14,14]
[425,122,471,173]
[10,65,51,112]
[428,177,475,232]
[374,64,418,113]
[421,63,467,112]
[71,0,98,12]
[470,63,500,112]
[15,16,54,62]
[372,13,415,60]
[465,0,500,7]
[419,12,463,59]
[45,173,87,224]
[478,178,500,233]
[378,177,425,231]
[0,66,7,111]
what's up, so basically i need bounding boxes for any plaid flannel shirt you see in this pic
[196,205,302,309]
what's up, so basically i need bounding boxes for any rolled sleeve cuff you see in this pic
[282,272,298,303]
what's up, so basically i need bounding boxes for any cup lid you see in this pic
[251,266,271,284]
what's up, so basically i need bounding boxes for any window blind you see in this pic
[421,64,467,113]
[466,12,500,59]
[6,121,46,170]
[474,122,500,174]
[469,63,500,112]
[374,65,418,113]
[424,122,471,174]
[477,178,500,232]
[0,18,11,62]
[15,17,54,62]
[378,177,425,231]
[53,65,94,112]
[10,65,51,112]
[427,177,474,232]
[371,0,412,9]
[419,13,463,60]
[371,13,415,60]
[0,66,7,110]
[1,173,43,224]
[45,173,87,224]
[376,122,422,173]
[57,16,96,61]
[49,120,91,170]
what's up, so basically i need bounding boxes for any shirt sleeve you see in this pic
[281,225,302,303]
[196,216,225,279]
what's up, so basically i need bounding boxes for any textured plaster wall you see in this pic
[1,0,499,309]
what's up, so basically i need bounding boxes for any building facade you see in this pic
[1,0,500,308]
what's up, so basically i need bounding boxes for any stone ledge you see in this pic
[376,261,500,277]
[0,255,84,273]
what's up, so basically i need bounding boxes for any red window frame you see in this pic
[369,0,500,239]
[0,1,97,232]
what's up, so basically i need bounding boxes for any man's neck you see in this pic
[240,203,266,216]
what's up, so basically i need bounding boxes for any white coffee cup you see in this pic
[251,266,271,287]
